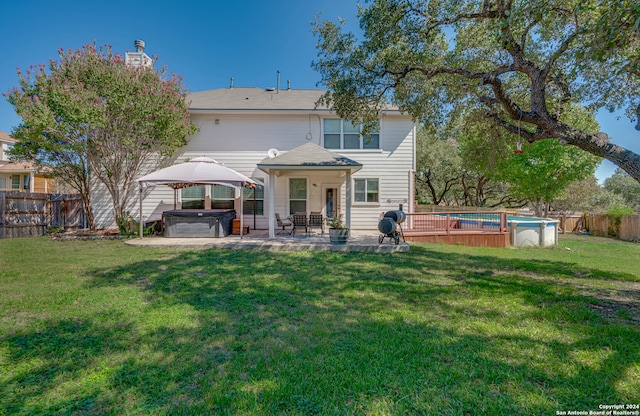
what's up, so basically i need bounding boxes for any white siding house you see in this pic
[93,87,416,234]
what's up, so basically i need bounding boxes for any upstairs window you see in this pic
[323,119,379,150]
[1,143,14,160]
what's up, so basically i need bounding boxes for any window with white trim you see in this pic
[243,178,264,215]
[289,178,307,214]
[1,143,14,160]
[211,185,235,209]
[181,185,205,209]
[11,174,21,190]
[323,119,379,150]
[181,185,240,210]
[354,178,379,203]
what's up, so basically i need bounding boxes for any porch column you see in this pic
[139,184,144,239]
[345,170,352,229]
[268,171,275,239]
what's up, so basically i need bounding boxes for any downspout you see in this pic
[240,186,244,239]
[346,170,352,229]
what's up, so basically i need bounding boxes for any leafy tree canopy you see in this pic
[6,42,197,228]
[313,0,640,181]
[604,168,640,212]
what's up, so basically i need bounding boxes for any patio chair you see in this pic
[275,213,293,235]
[308,212,324,235]
[292,212,308,236]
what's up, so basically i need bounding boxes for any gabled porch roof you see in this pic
[257,142,362,174]
[258,143,362,239]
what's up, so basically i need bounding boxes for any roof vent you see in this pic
[134,39,145,52]
[265,87,276,92]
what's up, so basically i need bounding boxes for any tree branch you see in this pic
[422,1,507,36]
[485,112,553,142]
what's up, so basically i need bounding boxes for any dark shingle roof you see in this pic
[187,87,401,112]
[188,88,328,111]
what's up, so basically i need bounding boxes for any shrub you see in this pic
[602,203,635,237]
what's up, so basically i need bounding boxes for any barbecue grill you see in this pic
[378,210,406,245]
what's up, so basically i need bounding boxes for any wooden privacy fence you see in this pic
[546,214,585,234]
[0,192,84,238]
[588,214,640,242]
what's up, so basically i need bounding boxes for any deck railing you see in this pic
[404,211,509,235]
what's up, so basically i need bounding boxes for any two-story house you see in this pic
[0,130,58,193]
[93,86,416,235]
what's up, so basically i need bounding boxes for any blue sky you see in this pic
[1,0,637,182]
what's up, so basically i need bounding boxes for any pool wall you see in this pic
[404,212,559,247]
[438,213,560,247]
[509,217,559,247]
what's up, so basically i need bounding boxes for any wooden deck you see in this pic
[402,212,510,248]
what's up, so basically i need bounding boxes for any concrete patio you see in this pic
[125,229,410,253]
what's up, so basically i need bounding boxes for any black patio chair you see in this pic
[292,212,308,236]
[308,212,324,235]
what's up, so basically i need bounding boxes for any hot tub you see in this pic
[163,209,236,238]
[509,216,559,247]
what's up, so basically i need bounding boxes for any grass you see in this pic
[0,234,639,415]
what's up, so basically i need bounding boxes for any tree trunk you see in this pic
[78,184,96,231]
[532,197,545,217]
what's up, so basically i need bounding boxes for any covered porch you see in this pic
[257,143,363,239]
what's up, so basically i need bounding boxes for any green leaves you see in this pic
[6,42,197,227]
[314,0,640,183]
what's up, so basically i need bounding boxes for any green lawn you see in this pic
[1,235,638,415]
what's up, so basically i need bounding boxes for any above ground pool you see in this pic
[508,216,559,247]
[435,213,560,247]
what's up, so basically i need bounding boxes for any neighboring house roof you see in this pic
[257,143,362,173]
[187,87,401,113]
[0,161,38,173]
[0,131,16,143]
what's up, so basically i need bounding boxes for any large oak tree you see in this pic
[313,0,640,181]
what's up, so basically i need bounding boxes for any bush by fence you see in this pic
[0,192,84,238]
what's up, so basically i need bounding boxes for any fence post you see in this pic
[0,192,4,238]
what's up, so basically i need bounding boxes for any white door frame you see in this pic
[321,183,342,218]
